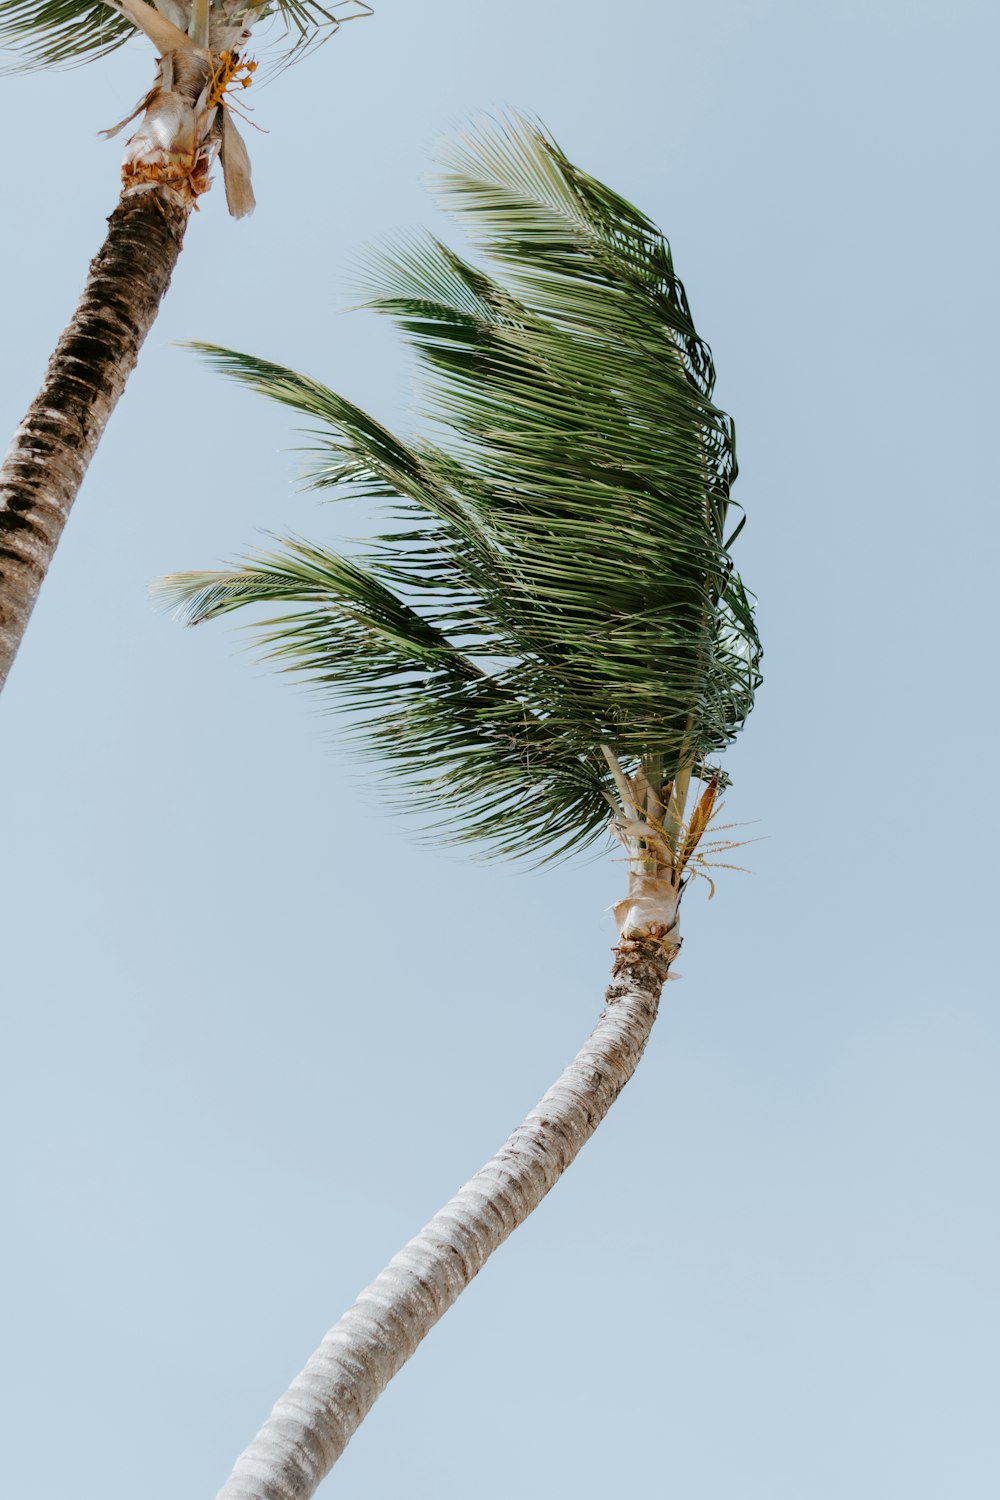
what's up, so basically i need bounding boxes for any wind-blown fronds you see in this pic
[164,536,612,860]
[159,116,762,861]
[0,0,371,72]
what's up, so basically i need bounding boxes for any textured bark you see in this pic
[216,903,681,1500]
[0,187,190,690]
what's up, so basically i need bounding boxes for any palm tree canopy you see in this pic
[0,0,372,71]
[159,116,762,862]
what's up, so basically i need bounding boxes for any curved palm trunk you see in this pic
[0,186,190,690]
[216,892,681,1500]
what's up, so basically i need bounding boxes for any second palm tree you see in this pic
[0,0,372,690]
[160,115,763,1498]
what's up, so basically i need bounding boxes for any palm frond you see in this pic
[252,0,371,75]
[0,0,133,69]
[157,538,613,861]
[0,0,371,72]
[163,116,762,861]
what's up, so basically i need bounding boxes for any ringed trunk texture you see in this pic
[217,892,681,1500]
[0,187,190,691]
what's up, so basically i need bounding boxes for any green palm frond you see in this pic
[159,115,762,861]
[0,0,132,68]
[264,0,372,71]
[0,0,371,72]
[161,537,612,860]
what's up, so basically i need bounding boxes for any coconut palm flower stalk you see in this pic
[158,116,763,1499]
[0,0,373,691]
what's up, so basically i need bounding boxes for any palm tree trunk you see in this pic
[0,186,190,690]
[216,906,681,1500]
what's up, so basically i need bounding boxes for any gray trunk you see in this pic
[0,186,190,690]
[216,911,680,1499]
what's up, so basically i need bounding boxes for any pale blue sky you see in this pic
[2,2,998,1495]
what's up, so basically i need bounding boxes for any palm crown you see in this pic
[159,116,762,862]
[0,0,372,70]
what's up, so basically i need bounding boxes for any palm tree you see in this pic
[0,0,373,690]
[158,116,762,1499]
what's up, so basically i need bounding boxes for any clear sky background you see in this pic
[1,2,998,1495]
